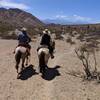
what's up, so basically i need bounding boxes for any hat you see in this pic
[43,28,51,34]
[44,29,48,31]
[21,27,27,31]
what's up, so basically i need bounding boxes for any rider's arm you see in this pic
[17,32,22,40]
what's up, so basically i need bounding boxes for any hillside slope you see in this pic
[0,8,45,38]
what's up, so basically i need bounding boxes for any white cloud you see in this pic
[73,15,92,22]
[55,14,92,22]
[0,0,30,10]
[56,15,67,19]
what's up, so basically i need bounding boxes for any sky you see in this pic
[0,0,100,23]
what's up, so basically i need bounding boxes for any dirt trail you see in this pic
[0,39,100,100]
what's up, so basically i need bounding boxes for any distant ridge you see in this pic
[43,18,93,25]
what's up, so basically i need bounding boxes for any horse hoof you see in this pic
[17,69,19,73]
[26,63,28,66]
[17,74,20,79]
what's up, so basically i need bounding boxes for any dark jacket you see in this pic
[18,31,31,44]
[40,33,51,46]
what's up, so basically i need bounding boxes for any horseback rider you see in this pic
[37,29,55,59]
[14,27,31,56]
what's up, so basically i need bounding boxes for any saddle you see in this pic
[18,43,28,48]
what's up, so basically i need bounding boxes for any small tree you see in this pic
[75,43,98,79]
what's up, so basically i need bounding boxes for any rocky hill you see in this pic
[0,8,45,39]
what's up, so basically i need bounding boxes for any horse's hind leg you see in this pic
[25,56,29,66]
[39,64,46,73]
[40,65,43,73]
[15,64,19,73]
[15,54,20,73]
[21,57,25,71]
[39,57,43,73]
[39,54,46,74]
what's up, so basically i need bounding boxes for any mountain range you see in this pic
[43,18,91,25]
[0,7,100,39]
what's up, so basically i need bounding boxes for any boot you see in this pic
[13,50,15,54]
[51,53,54,59]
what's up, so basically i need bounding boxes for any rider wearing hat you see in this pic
[14,27,31,55]
[38,29,55,59]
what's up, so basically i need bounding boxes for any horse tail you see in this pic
[39,51,45,66]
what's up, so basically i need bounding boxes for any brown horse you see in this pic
[15,46,29,74]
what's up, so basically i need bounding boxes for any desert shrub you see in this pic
[66,35,75,45]
[66,36,72,43]
[75,42,99,80]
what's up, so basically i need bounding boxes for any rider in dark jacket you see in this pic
[14,27,31,55]
[39,29,55,59]
[18,28,31,47]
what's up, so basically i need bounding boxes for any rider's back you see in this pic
[18,31,30,44]
[40,33,51,46]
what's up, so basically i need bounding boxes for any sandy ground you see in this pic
[0,38,100,100]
